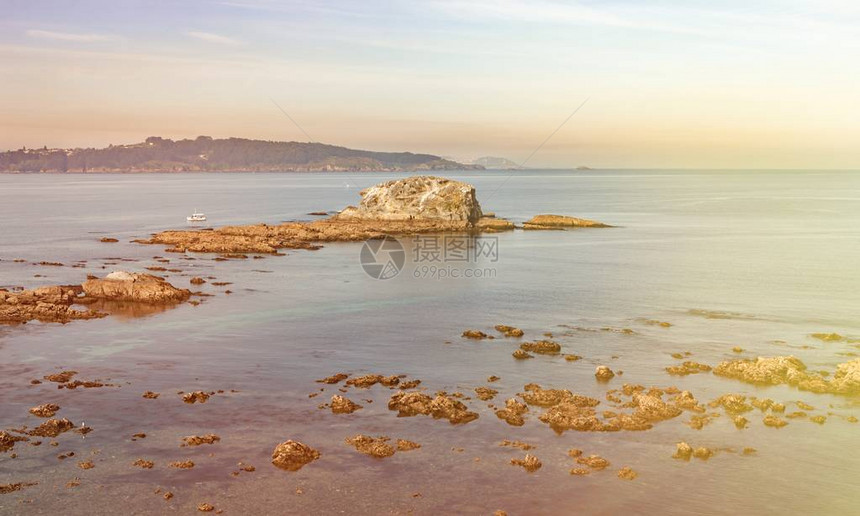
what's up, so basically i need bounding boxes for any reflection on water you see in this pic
[1,170,860,515]
[78,299,179,320]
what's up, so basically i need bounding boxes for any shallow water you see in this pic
[1,170,859,515]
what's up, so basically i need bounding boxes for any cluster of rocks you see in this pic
[713,355,860,396]
[1,272,191,325]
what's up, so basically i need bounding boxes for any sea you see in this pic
[1,170,859,514]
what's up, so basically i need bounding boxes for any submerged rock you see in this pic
[576,455,610,470]
[346,435,395,458]
[0,431,28,453]
[495,325,524,337]
[396,439,421,451]
[666,361,712,376]
[714,356,860,395]
[763,415,788,428]
[519,340,561,355]
[182,391,210,404]
[522,214,610,229]
[271,440,320,471]
[510,454,542,472]
[388,391,478,424]
[474,387,498,401]
[462,329,489,340]
[512,349,533,360]
[182,434,221,447]
[617,466,638,480]
[495,398,529,426]
[330,395,362,414]
[29,403,60,418]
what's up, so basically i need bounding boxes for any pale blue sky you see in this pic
[1,0,859,167]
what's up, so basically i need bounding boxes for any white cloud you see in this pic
[187,31,242,45]
[26,29,112,42]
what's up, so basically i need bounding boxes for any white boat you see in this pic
[187,211,206,222]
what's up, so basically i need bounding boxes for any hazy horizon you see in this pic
[2,0,859,169]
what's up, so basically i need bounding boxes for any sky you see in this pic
[1,0,859,168]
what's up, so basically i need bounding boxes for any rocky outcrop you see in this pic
[0,286,104,324]
[523,214,610,229]
[82,272,190,304]
[713,356,860,396]
[271,440,320,471]
[336,176,483,224]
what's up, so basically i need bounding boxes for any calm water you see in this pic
[1,170,859,515]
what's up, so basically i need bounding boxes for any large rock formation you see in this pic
[336,176,483,224]
[82,272,191,303]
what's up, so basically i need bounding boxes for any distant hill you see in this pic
[0,136,483,173]
[470,156,523,170]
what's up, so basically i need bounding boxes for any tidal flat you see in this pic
[1,170,860,515]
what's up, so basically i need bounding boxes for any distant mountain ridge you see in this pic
[469,156,524,169]
[0,136,483,173]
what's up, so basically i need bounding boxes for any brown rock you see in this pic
[29,403,60,418]
[462,329,489,339]
[595,366,615,381]
[316,373,349,384]
[494,325,524,337]
[617,466,638,480]
[330,395,362,414]
[510,454,542,472]
[576,455,610,470]
[519,340,561,355]
[182,391,210,404]
[474,387,498,401]
[0,431,28,453]
[169,460,195,469]
[28,418,74,437]
[396,439,421,451]
[133,459,154,469]
[182,434,221,446]
[190,277,206,285]
[142,391,160,399]
[271,440,320,471]
[523,214,610,229]
[673,442,693,460]
[346,435,395,458]
[82,271,191,304]
[666,361,712,376]
[763,415,787,428]
[512,349,533,360]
